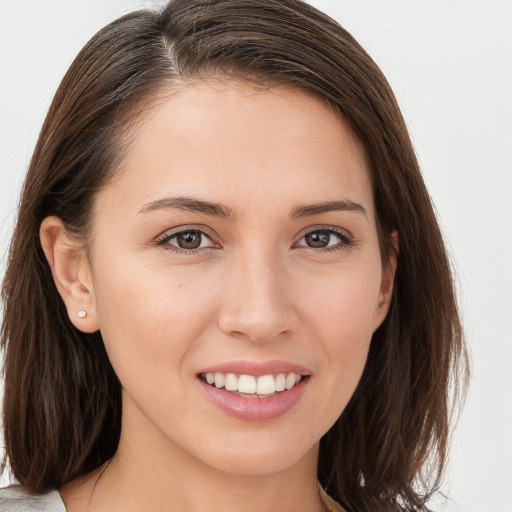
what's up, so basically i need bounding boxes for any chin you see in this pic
[185,428,320,477]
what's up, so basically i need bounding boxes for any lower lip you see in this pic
[198,377,309,421]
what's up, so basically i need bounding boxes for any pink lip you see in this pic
[197,376,310,422]
[199,360,311,377]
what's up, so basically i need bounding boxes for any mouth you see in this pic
[199,372,308,398]
[197,361,312,420]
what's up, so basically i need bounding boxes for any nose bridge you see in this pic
[218,243,297,342]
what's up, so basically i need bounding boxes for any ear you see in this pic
[372,230,399,332]
[40,216,99,333]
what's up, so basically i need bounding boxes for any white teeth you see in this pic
[214,373,225,389]
[275,373,286,392]
[204,372,304,395]
[225,373,238,391]
[285,373,296,390]
[238,375,257,393]
[256,375,276,395]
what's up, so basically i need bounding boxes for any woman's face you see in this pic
[82,81,394,475]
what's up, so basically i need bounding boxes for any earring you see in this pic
[77,310,88,319]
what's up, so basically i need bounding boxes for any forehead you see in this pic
[99,80,373,219]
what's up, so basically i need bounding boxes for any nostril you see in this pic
[218,314,298,344]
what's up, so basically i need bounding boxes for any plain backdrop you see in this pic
[1,1,511,511]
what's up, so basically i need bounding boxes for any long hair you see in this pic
[1,1,468,510]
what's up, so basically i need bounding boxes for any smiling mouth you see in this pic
[199,372,308,398]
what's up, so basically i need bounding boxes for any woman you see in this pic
[0,0,468,511]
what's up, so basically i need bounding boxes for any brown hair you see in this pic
[1,1,468,510]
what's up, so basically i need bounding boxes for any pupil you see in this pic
[177,231,201,249]
[305,231,330,248]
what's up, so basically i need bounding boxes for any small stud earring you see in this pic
[77,310,88,319]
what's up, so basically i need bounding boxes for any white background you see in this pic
[1,1,511,511]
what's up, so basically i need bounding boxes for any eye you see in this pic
[158,229,217,252]
[295,228,352,250]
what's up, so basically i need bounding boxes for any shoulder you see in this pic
[0,485,66,512]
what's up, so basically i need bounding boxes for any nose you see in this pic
[217,248,299,343]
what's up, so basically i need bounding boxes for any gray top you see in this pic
[0,486,66,512]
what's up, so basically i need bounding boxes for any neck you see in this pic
[88,446,323,512]
[61,407,327,512]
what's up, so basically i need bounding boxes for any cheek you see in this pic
[310,280,377,379]
[298,261,381,414]
[90,257,221,386]
[302,259,382,342]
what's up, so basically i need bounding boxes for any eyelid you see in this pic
[293,225,355,250]
[153,224,354,253]
[155,224,221,248]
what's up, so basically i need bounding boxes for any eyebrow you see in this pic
[291,200,367,218]
[139,197,234,218]
[139,196,367,219]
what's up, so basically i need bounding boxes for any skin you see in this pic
[41,81,397,512]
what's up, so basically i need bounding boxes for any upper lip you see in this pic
[198,360,311,377]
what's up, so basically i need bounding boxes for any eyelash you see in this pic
[155,226,354,255]
[155,226,219,255]
[294,227,354,253]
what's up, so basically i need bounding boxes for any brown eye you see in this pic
[164,229,215,251]
[304,230,331,248]
[295,228,353,251]
[176,231,202,249]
